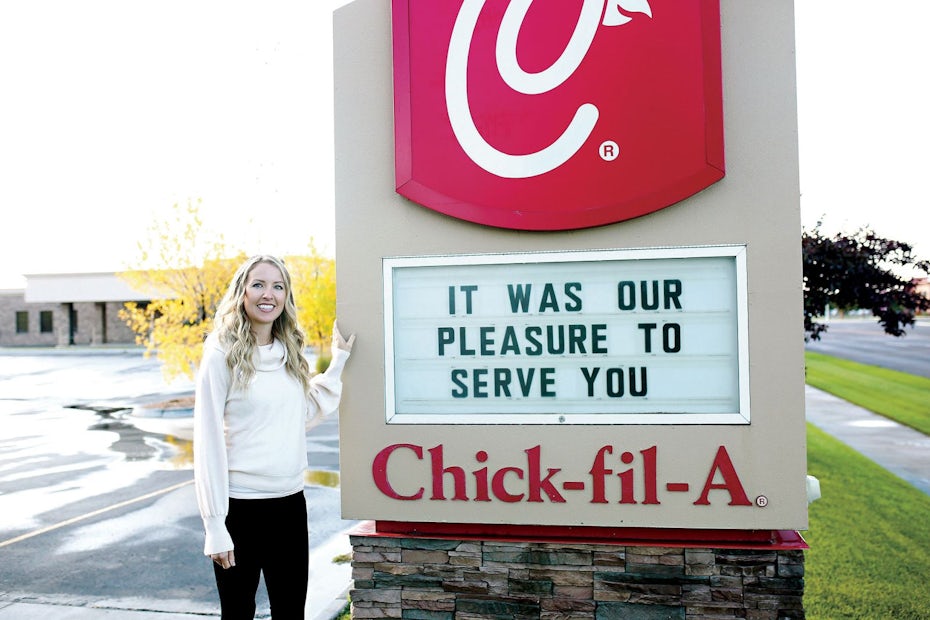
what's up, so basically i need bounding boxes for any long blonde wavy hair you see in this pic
[211,255,312,396]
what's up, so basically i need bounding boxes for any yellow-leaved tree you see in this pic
[287,241,337,371]
[119,200,246,381]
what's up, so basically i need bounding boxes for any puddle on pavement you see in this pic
[46,404,328,474]
[848,419,897,428]
[64,405,194,468]
[162,435,194,467]
[305,469,340,488]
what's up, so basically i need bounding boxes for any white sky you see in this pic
[795,0,929,275]
[1,0,928,289]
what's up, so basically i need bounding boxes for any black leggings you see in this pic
[213,491,309,620]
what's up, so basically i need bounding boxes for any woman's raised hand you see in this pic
[332,320,356,352]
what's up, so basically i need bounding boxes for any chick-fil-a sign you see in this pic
[372,442,760,509]
[392,0,725,230]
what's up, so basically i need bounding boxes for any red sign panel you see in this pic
[392,0,725,230]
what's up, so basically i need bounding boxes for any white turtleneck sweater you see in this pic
[193,333,349,555]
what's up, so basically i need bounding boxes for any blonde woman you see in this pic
[193,254,354,619]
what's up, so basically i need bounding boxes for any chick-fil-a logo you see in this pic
[392,0,725,230]
[447,0,652,179]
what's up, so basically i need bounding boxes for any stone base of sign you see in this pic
[349,522,806,619]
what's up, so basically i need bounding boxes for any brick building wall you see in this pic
[0,291,140,347]
[69,301,137,345]
[0,291,62,346]
[349,533,805,619]
[103,301,138,344]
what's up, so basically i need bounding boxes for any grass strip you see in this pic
[805,423,930,619]
[805,350,930,435]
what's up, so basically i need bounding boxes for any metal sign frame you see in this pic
[383,245,750,425]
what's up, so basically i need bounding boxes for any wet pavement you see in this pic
[0,347,356,619]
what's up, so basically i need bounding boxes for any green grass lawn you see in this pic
[805,424,930,618]
[805,350,930,435]
[804,351,930,619]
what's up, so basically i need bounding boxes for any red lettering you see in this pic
[525,445,565,502]
[373,443,753,510]
[491,467,524,502]
[694,446,752,506]
[641,445,659,505]
[372,443,425,500]
[618,450,636,504]
[588,445,613,503]
[429,444,468,500]
[473,450,491,502]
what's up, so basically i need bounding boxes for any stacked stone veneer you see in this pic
[349,533,804,619]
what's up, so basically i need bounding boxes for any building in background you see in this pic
[912,277,929,314]
[0,273,154,347]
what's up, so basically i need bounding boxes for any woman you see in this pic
[193,254,354,619]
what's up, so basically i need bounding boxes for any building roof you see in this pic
[23,272,160,303]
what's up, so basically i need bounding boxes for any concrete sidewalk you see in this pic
[3,386,928,619]
[804,384,930,496]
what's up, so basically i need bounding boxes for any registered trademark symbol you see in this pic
[755,495,769,508]
[599,140,620,161]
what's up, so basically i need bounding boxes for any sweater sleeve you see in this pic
[193,338,235,556]
[305,346,350,427]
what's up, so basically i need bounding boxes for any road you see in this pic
[805,317,930,378]
[0,348,355,616]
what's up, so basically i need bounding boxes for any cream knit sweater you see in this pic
[193,334,349,555]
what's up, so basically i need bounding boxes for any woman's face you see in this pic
[242,261,286,329]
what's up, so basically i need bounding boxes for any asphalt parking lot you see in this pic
[805,316,930,379]
[0,348,355,617]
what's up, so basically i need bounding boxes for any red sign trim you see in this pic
[367,521,809,550]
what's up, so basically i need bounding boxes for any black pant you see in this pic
[213,491,309,620]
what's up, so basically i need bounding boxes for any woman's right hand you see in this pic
[211,549,236,570]
[332,320,356,352]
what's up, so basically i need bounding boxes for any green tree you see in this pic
[119,200,245,380]
[802,224,930,341]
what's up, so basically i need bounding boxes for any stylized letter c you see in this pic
[372,443,425,500]
[446,0,602,179]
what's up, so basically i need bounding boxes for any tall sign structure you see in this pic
[336,0,806,537]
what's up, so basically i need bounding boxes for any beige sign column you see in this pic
[334,0,806,531]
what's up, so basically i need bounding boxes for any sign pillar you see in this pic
[335,0,807,615]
